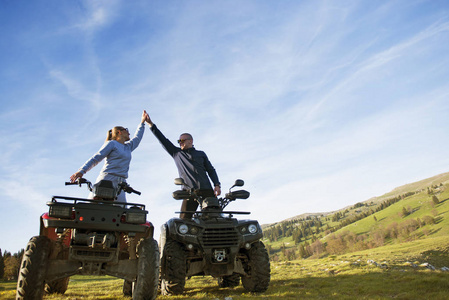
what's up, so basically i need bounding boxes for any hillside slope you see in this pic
[262,172,449,265]
[264,172,449,228]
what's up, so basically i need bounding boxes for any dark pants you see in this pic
[180,189,215,219]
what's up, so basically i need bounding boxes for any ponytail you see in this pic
[105,129,113,142]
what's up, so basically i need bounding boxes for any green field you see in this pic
[2,233,449,299]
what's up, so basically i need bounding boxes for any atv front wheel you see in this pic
[160,238,186,295]
[16,236,51,300]
[45,277,70,294]
[132,238,160,300]
[241,241,270,292]
[123,280,133,297]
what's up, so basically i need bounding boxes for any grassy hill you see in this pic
[262,172,449,268]
[268,172,449,226]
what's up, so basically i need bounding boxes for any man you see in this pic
[145,113,221,219]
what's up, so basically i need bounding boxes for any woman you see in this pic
[70,110,148,202]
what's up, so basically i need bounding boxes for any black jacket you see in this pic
[150,124,220,190]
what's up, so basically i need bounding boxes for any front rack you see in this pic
[175,210,250,218]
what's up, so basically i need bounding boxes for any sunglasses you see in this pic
[177,138,191,144]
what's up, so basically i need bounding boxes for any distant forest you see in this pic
[0,248,24,281]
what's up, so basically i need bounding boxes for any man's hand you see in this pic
[214,186,221,196]
[144,110,154,126]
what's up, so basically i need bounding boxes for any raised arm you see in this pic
[127,110,147,151]
[145,110,179,156]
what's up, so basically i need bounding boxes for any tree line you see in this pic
[0,248,24,281]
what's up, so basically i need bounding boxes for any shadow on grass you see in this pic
[435,216,444,224]
[429,227,442,236]
[439,198,449,203]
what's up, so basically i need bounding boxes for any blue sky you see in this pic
[1,0,449,253]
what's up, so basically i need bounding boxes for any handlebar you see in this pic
[119,182,141,195]
[173,190,191,200]
[65,178,92,190]
[225,190,250,200]
[171,178,249,210]
[172,188,250,211]
[173,189,249,201]
[65,178,141,196]
[65,177,89,185]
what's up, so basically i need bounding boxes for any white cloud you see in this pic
[74,0,120,32]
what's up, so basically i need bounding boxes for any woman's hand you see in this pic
[141,110,149,124]
[70,172,83,183]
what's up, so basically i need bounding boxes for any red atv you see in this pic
[16,178,159,300]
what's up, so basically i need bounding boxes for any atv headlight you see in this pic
[125,212,146,224]
[49,205,72,219]
[189,226,199,235]
[248,224,258,234]
[178,224,189,234]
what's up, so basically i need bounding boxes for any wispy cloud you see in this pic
[49,69,102,108]
[73,0,120,33]
[1,0,449,253]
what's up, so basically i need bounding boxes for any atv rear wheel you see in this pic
[45,277,70,294]
[132,238,160,300]
[241,241,270,292]
[217,273,240,288]
[160,238,186,295]
[16,236,51,300]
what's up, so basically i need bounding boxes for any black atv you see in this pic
[16,178,160,300]
[159,178,270,295]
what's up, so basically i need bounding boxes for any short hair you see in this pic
[179,133,193,140]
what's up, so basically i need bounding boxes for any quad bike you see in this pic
[159,178,270,295]
[16,178,160,300]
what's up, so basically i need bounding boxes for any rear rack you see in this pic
[50,196,146,210]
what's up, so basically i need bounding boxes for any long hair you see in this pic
[106,126,126,142]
